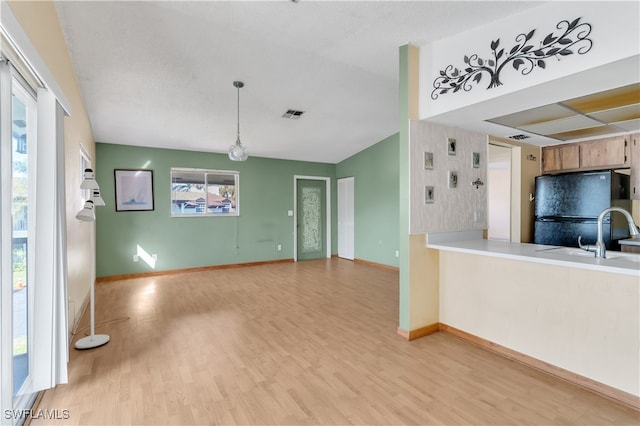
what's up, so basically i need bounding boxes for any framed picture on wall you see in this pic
[447,138,456,155]
[449,171,458,188]
[424,152,434,170]
[473,152,480,168]
[425,186,434,204]
[114,169,154,211]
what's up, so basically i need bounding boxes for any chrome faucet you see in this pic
[578,207,640,258]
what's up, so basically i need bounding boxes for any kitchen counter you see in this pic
[426,231,640,276]
[619,237,640,247]
[428,230,639,402]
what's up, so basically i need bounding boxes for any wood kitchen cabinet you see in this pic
[541,135,630,174]
[630,133,640,199]
[541,144,579,173]
[580,136,629,169]
[620,243,640,253]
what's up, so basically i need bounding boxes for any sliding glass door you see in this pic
[1,61,38,425]
[11,80,35,400]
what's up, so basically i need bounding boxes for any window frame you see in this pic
[170,167,239,217]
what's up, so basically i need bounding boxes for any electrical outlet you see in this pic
[395,250,399,258]
[133,255,139,262]
[152,254,157,261]
[277,244,282,251]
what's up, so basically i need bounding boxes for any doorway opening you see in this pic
[488,142,521,242]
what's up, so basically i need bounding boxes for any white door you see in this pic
[338,177,354,260]
[488,144,512,241]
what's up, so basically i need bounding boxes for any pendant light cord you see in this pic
[234,81,244,144]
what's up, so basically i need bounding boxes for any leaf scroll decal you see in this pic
[431,17,593,100]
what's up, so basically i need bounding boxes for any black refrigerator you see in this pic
[533,170,631,250]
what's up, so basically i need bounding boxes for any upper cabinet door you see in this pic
[541,135,629,174]
[580,136,628,170]
[541,144,579,173]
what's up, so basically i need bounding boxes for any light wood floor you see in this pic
[33,259,638,425]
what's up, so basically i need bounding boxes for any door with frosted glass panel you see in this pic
[296,179,326,260]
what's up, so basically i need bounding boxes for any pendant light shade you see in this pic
[228,81,248,161]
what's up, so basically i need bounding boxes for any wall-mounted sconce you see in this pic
[471,178,484,189]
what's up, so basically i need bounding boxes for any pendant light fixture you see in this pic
[228,81,248,161]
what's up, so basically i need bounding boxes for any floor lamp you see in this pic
[74,169,110,350]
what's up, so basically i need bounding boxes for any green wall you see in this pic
[336,133,399,268]
[95,143,336,277]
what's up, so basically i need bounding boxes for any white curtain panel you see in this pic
[29,90,68,393]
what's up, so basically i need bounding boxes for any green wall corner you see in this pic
[336,133,400,268]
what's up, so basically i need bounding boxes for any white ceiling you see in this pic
[54,1,548,164]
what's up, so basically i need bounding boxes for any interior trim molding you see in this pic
[353,258,399,272]
[439,323,640,411]
[96,259,294,283]
[397,327,409,340]
[397,323,440,341]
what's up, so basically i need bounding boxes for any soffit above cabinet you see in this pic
[487,83,640,141]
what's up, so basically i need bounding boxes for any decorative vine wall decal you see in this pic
[431,17,593,99]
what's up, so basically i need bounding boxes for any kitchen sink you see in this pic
[540,247,640,263]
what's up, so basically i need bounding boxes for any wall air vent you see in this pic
[282,109,305,119]
[508,134,530,140]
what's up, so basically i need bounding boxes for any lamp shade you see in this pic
[76,200,96,222]
[228,138,248,161]
[91,188,105,206]
[80,168,100,190]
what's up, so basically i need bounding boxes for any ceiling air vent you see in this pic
[282,109,305,119]
[508,134,530,140]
